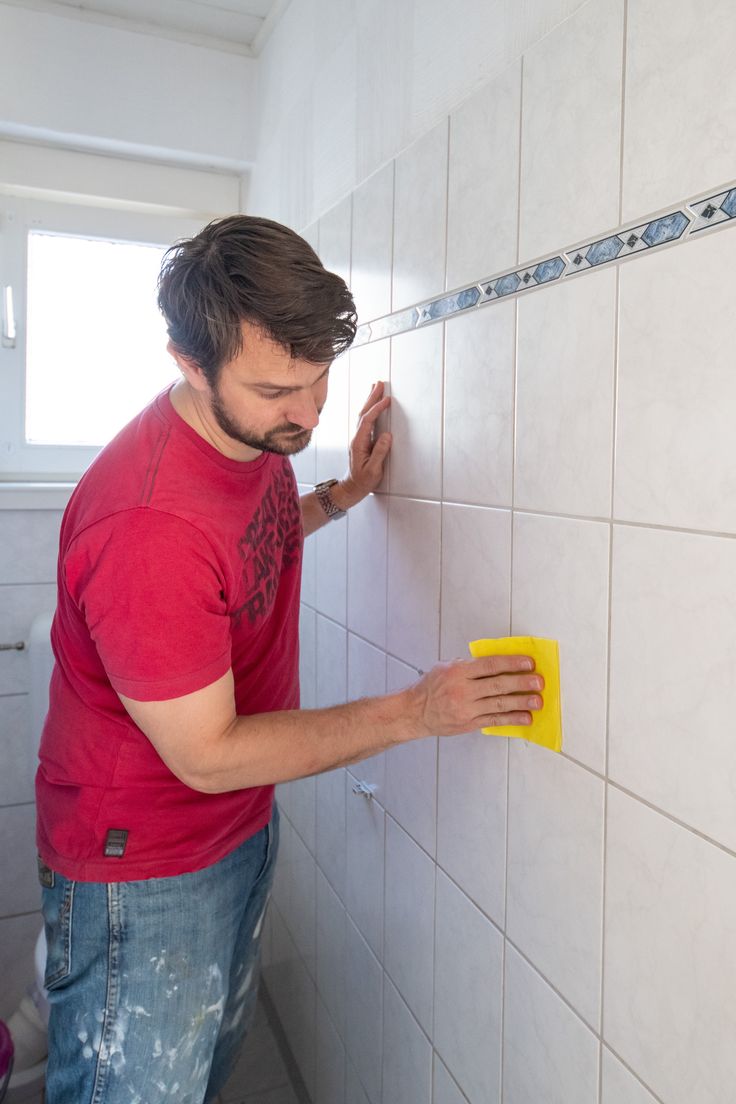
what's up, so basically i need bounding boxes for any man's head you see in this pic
[157,216,356,456]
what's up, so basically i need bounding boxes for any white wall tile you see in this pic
[0,694,35,805]
[0,511,62,583]
[604,788,736,1104]
[622,0,736,220]
[268,911,317,1099]
[384,656,437,858]
[351,161,394,324]
[443,303,515,509]
[440,504,512,662]
[506,745,604,1028]
[503,945,599,1104]
[347,492,389,650]
[289,775,316,855]
[615,229,736,534]
[272,812,293,918]
[347,632,387,792]
[0,803,39,917]
[384,816,435,1034]
[609,525,736,851]
[512,513,610,773]
[299,604,317,710]
[447,61,521,289]
[300,520,317,608]
[0,585,57,695]
[433,1055,467,1104]
[287,829,316,979]
[345,918,383,1104]
[314,520,348,624]
[316,768,347,902]
[291,440,316,487]
[519,0,624,261]
[316,996,346,1104]
[316,615,347,708]
[346,769,385,958]
[601,1049,659,1104]
[316,867,347,1037]
[0,911,42,1020]
[389,326,443,501]
[312,32,358,215]
[300,221,319,252]
[392,121,448,310]
[515,267,616,517]
[387,497,441,672]
[434,871,503,1104]
[319,195,352,285]
[437,731,507,928]
[315,351,350,487]
[382,976,432,1104]
[346,1057,371,1104]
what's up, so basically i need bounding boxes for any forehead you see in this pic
[227,321,328,385]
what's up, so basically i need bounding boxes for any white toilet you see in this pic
[5,613,54,1101]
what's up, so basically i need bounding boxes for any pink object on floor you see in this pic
[0,1020,14,1100]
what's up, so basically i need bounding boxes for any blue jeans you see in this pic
[40,804,279,1104]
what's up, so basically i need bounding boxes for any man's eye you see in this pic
[261,389,288,400]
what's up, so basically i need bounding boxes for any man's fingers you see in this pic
[476,711,534,728]
[465,654,538,678]
[357,395,391,430]
[476,693,543,715]
[358,381,387,418]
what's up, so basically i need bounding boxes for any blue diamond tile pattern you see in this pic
[494,273,522,297]
[586,235,624,266]
[534,257,566,283]
[641,211,689,247]
[346,181,735,344]
[722,189,736,218]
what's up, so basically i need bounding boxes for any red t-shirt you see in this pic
[36,386,303,882]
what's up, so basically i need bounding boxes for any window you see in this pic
[0,198,205,479]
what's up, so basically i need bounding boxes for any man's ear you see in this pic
[167,341,210,394]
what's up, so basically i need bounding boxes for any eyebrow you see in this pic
[251,363,331,391]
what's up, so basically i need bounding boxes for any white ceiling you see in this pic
[6,0,290,55]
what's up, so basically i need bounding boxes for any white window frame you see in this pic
[0,197,204,480]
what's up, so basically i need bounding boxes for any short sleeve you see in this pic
[64,509,232,701]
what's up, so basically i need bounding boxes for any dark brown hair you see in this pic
[157,215,357,383]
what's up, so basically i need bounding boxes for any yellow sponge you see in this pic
[468,636,562,753]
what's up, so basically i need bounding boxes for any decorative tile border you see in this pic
[353,183,736,347]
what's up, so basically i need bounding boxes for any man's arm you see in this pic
[301,381,391,537]
[119,656,544,793]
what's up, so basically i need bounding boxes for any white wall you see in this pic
[0,3,257,169]
[249,0,594,227]
[0,1,250,1019]
[259,2,736,1104]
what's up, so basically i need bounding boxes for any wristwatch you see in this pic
[314,478,347,521]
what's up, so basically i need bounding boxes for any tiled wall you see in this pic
[0,510,61,1019]
[260,2,736,1103]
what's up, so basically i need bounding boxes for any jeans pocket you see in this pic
[41,875,75,990]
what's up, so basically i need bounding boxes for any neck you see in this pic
[169,379,262,462]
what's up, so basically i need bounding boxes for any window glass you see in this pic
[25,231,175,447]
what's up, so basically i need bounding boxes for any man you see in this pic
[36,216,543,1103]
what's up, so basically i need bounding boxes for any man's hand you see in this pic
[334,381,392,510]
[410,654,545,738]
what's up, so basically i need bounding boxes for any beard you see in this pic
[210,384,314,456]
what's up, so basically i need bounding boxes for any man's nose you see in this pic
[287,390,321,430]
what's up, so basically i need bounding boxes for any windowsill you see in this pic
[0,482,76,509]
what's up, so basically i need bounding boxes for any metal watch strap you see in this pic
[314,478,347,521]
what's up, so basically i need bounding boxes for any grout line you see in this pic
[308,493,736,543]
[598,255,621,1103]
[515,54,525,269]
[618,0,629,228]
